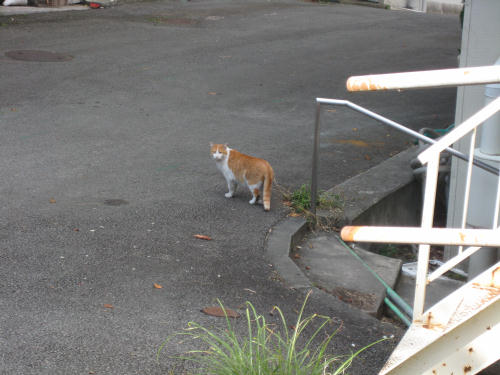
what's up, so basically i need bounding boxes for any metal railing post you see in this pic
[311,102,321,218]
[413,156,440,321]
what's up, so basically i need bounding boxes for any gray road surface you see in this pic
[0,1,460,374]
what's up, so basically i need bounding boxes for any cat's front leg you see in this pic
[225,179,237,198]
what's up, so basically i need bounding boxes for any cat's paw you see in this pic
[225,192,233,198]
[249,198,257,205]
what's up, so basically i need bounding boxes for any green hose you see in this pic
[335,234,413,326]
[384,297,412,327]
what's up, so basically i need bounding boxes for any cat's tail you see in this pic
[263,166,274,211]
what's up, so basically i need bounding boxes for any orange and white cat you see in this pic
[210,143,274,211]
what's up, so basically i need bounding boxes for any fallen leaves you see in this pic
[202,306,240,318]
[103,304,114,309]
[153,283,163,289]
[49,198,56,204]
[193,234,212,241]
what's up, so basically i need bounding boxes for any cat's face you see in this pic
[210,143,228,161]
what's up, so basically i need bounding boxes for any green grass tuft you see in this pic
[158,291,386,375]
[286,184,343,214]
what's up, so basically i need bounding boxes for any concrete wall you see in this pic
[446,0,500,260]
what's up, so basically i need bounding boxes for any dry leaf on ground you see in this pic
[103,304,114,309]
[153,283,163,289]
[194,234,212,240]
[202,306,240,318]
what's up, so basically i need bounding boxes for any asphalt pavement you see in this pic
[0,1,461,374]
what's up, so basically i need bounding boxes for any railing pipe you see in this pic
[341,226,500,247]
[315,99,499,175]
[413,156,440,321]
[419,96,500,164]
[427,246,481,283]
[346,65,500,92]
[458,127,478,254]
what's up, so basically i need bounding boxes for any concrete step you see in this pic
[294,233,402,317]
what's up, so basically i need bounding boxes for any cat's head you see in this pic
[210,142,229,161]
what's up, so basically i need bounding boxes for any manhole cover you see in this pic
[103,199,129,206]
[5,50,73,62]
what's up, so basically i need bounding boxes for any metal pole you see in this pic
[311,102,321,217]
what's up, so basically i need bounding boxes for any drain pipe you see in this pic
[408,0,427,12]
[467,56,500,279]
[335,235,413,326]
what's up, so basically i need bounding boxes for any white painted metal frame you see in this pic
[412,96,500,320]
[340,66,500,322]
[347,65,500,92]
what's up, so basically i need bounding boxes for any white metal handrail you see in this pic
[412,96,500,320]
[347,65,500,92]
[339,65,500,322]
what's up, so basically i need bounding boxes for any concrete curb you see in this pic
[266,146,419,304]
[267,217,311,289]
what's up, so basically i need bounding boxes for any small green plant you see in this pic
[286,184,343,214]
[318,190,343,211]
[289,184,313,213]
[158,292,386,375]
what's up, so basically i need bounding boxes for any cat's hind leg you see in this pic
[247,182,262,205]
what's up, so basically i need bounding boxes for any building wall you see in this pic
[446,0,500,260]
[384,0,463,14]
